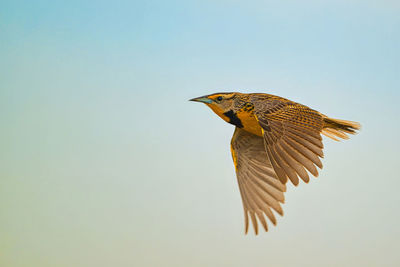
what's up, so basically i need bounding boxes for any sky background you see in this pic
[1,0,400,266]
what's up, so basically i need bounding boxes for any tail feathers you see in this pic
[322,116,361,141]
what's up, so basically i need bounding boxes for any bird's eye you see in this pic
[216,96,223,102]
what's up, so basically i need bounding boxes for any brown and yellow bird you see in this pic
[190,92,360,234]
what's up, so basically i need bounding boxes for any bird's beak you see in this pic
[189,96,213,104]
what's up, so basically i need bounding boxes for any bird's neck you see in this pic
[208,104,263,137]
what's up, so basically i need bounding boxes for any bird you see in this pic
[190,92,360,234]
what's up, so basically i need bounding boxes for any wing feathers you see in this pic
[276,141,310,183]
[247,165,285,202]
[265,146,288,184]
[282,136,320,176]
[286,125,324,148]
[286,130,324,158]
[286,123,322,141]
[271,144,299,185]
[255,105,324,185]
[256,211,269,232]
[247,178,283,215]
[224,96,359,234]
[231,127,286,234]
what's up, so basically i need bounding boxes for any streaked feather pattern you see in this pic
[191,92,360,234]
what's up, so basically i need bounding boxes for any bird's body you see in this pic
[191,92,360,234]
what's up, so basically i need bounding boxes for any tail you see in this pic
[322,115,361,141]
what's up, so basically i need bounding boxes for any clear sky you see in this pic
[1,0,399,266]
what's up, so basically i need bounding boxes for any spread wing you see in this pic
[230,127,286,234]
[253,97,325,185]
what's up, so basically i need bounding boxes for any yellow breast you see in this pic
[206,102,263,137]
[236,110,263,136]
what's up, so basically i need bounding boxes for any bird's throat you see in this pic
[207,105,263,136]
[223,110,243,128]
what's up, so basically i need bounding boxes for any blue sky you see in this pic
[1,1,400,266]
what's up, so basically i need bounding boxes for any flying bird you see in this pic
[190,92,360,234]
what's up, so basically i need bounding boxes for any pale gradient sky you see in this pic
[1,0,400,266]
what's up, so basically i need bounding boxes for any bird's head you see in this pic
[190,92,241,125]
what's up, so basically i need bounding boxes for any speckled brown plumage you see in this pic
[190,92,361,234]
